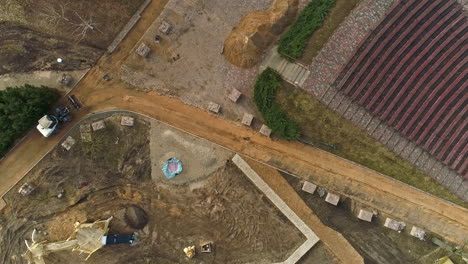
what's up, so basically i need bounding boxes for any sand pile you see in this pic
[223,0,298,68]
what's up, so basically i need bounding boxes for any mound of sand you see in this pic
[223,0,298,68]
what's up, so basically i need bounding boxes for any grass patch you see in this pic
[276,83,466,207]
[278,0,335,59]
[254,68,300,140]
[300,0,361,64]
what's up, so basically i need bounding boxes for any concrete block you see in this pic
[92,120,106,131]
[136,43,151,57]
[384,218,406,232]
[121,116,135,127]
[325,192,340,206]
[61,136,76,151]
[302,181,317,194]
[357,209,373,222]
[80,124,91,133]
[259,125,272,137]
[207,102,221,113]
[410,226,426,240]
[241,113,254,126]
[228,89,242,103]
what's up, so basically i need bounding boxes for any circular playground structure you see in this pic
[162,158,183,179]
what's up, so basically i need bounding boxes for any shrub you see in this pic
[278,0,336,59]
[0,84,60,156]
[254,68,300,140]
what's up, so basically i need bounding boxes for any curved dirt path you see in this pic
[0,0,467,252]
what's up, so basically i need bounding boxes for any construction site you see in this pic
[0,0,467,263]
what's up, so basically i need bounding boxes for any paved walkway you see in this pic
[237,155,364,264]
[261,47,310,87]
[299,0,467,201]
[233,154,322,264]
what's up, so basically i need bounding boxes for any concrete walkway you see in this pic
[233,154,320,264]
[261,47,310,87]
[238,155,364,264]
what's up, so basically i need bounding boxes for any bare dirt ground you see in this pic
[0,70,88,91]
[0,0,144,74]
[1,1,467,263]
[0,114,304,264]
[120,0,273,121]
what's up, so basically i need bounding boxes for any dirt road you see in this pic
[1,0,467,248]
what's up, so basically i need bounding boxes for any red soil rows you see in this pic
[333,0,467,178]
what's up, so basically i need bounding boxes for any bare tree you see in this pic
[70,11,103,42]
[39,3,70,28]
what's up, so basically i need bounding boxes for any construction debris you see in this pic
[259,124,272,137]
[201,242,212,253]
[18,183,36,196]
[68,95,82,110]
[121,116,135,127]
[357,209,373,222]
[136,43,151,57]
[241,113,254,126]
[317,187,326,197]
[57,73,72,86]
[207,102,221,113]
[159,20,172,34]
[325,192,340,206]
[301,181,317,194]
[24,217,113,264]
[384,218,406,232]
[92,121,106,131]
[228,89,242,102]
[61,136,76,151]
[410,226,426,240]
[184,245,195,259]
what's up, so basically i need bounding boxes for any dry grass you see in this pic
[276,83,466,207]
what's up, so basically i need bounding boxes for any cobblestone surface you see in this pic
[343,103,359,120]
[337,97,352,115]
[385,133,401,150]
[408,147,422,164]
[436,167,450,184]
[365,118,380,134]
[379,127,394,145]
[371,123,386,140]
[400,142,416,160]
[415,152,430,169]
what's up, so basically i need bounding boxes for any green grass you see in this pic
[254,68,300,140]
[276,83,467,207]
[300,0,361,64]
[278,0,336,59]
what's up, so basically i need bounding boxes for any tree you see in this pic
[0,84,60,156]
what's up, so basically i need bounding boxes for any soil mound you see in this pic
[125,205,148,229]
[223,0,298,68]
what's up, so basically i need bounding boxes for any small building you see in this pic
[61,136,76,151]
[259,125,272,137]
[121,116,135,127]
[357,209,373,222]
[159,20,172,34]
[241,113,254,126]
[200,242,212,253]
[325,192,340,206]
[228,89,242,102]
[410,226,426,240]
[80,124,92,142]
[135,43,151,57]
[384,218,406,232]
[92,121,106,131]
[18,183,36,196]
[302,181,317,194]
[207,102,221,113]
